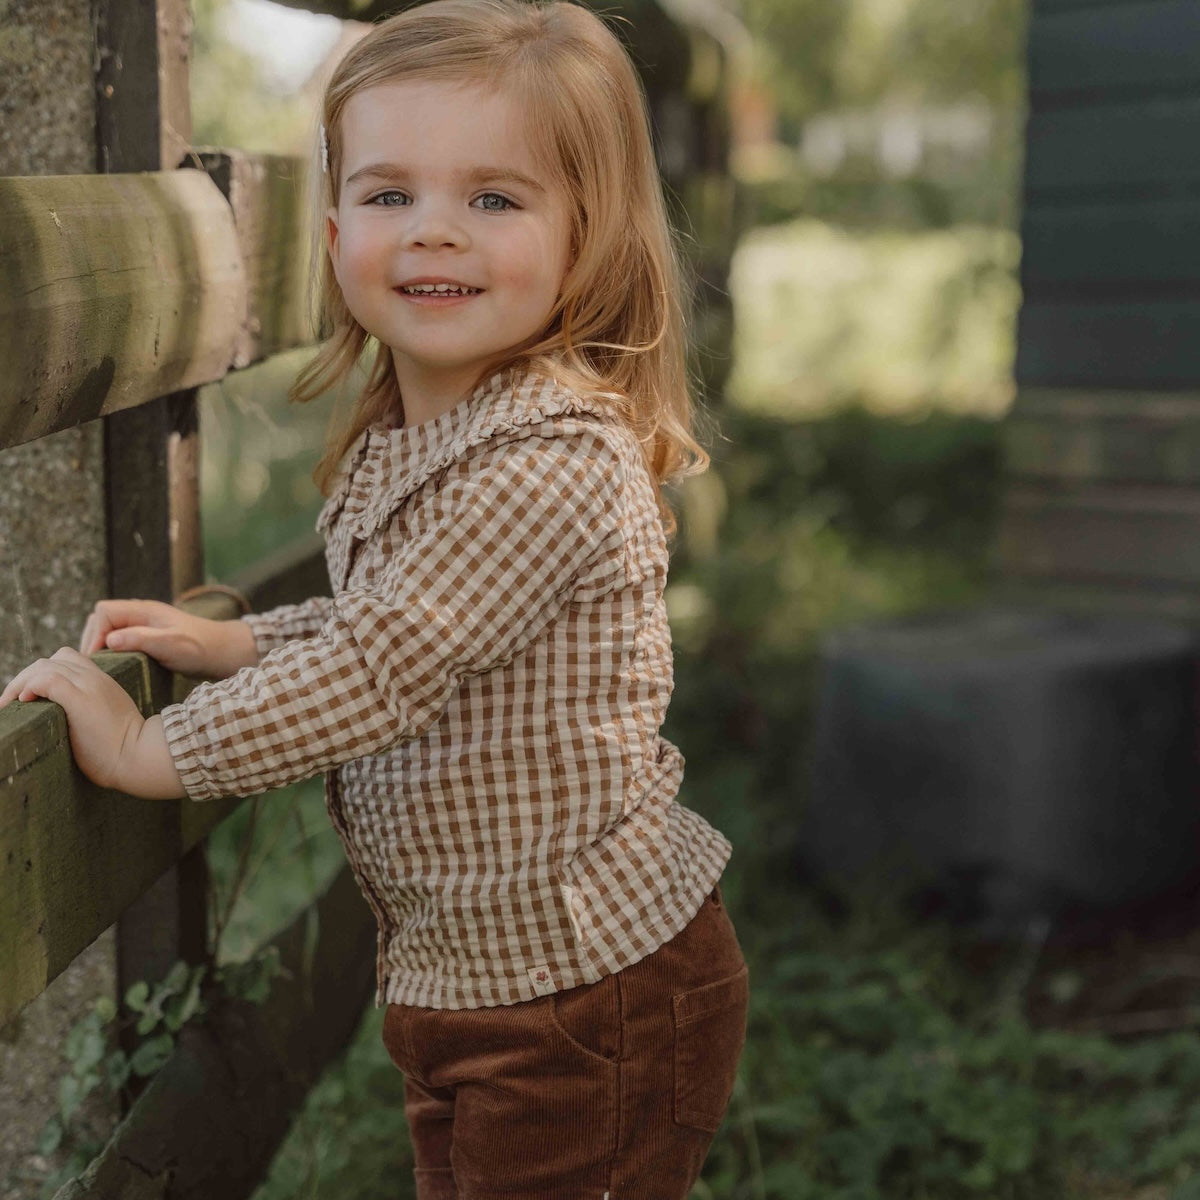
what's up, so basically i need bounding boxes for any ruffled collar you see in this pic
[316,368,617,539]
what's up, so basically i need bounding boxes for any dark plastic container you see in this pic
[799,608,1200,926]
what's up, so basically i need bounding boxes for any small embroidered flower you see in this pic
[319,123,329,174]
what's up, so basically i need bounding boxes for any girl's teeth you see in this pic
[402,283,480,295]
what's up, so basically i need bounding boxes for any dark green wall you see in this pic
[1016,0,1200,388]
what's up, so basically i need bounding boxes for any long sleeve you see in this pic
[240,596,335,659]
[160,430,624,801]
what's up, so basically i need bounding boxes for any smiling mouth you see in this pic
[398,283,483,296]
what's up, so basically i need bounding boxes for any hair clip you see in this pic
[319,123,329,174]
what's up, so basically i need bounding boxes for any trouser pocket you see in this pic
[672,963,750,1132]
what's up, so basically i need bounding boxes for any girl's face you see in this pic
[327,79,572,410]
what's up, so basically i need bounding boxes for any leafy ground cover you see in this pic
[663,408,1200,1200]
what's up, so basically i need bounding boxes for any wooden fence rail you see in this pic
[0,530,330,1029]
[0,152,310,453]
[54,865,376,1200]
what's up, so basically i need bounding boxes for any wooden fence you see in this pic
[0,148,380,1196]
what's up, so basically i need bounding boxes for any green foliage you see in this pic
[741,0,1028,131]
[736,1,1030,233]
[32,674,337,1195]
[190,0,320,155]
[739,0,848,129]
[672,733,1200,1198]
[204,776,344,964]
[248,1006,414,1200]
[198,347,335,583]
[33,952,287,1197]
[726,220,1020,419]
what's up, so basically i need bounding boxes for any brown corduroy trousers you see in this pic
[381,884,749,1200]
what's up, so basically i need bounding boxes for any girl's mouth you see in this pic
[397,283,483,296]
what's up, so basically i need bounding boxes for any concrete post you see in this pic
[0,3,118,1194]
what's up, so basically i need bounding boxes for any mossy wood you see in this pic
[0,158,312,453]
[0,535,332,1029]
[51,865,376,1200]
[0,653,239,1031]
[0,171,242,451]
[193,151,312,370]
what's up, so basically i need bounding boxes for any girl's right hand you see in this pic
[79,599,259,680]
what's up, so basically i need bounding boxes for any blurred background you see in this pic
[118,0,1200,1197]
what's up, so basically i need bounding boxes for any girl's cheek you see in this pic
[341,238,383,278]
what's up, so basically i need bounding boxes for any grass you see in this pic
[726,219,1020,420]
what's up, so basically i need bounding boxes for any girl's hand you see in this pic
[0,647,146,792]
[79,598,258,679]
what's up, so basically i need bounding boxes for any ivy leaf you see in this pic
[130,1033,174,1078]
[104,1050,131,1092]
[246,947,283,1004]
[163,968,206,1032]
[163,960,190,994]
[216,947,283,1005]
[93,995,117,1023]
[164,979,204,1036]
[124,981,150,1013]
[63,1016,90,1063]
[57,1071,98,1125]
[75,1026,107,1075]
[36,1116,63,1156]
[135,1007,161,1037]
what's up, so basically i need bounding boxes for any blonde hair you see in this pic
[291,0,709,536]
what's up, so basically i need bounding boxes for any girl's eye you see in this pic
[472,192,516,213]
[368,190,410,207]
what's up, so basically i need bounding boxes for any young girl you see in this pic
[0,2,748,1196]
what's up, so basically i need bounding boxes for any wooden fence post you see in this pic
[94,0,211,1090]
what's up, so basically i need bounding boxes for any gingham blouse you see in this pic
[160,369,731,1008]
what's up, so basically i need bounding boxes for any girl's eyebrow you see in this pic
[343,162,546,194]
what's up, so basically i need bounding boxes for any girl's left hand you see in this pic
[0,647,144,792]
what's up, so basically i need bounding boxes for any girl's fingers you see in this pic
[80,615,101,654]
[79,601,133,652]
[51,647,89,665]
[2,649,101,709]
[80,600,157,654]
[0,661,47,708]
[102,625,148,651]
[80,610,111,655]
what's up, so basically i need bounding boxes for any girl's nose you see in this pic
[407,201,469,250]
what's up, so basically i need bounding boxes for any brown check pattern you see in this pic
[160,369,731,1008]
